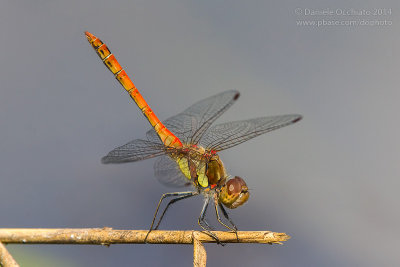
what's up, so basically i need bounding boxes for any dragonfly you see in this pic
[85,31,302,243]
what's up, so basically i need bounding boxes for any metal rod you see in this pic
[0,228,290,245]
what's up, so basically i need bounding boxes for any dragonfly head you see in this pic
[219,176,249,209]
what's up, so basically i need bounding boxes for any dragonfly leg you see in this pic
[198,197,223,245]
[200,218,215,231]
[217,203,239,242]
[154,192,198,230]
[145,191,195,243]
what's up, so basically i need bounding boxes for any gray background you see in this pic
[1,0,399,266]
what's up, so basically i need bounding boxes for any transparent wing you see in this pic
[102,139,166,164]
[146,90,240,144]
[200,114,302,151]
[154,155,194,188]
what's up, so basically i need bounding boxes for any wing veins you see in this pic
[202,114,302,151]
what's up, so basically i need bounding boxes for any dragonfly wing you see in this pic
[154,155,194,188]
[102,139,166,164]
[146,90,240,144]
[200,114,302,151]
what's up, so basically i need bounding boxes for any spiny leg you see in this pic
[198,197,223,245]
[145,191,195,242]
[218,203,238,231]
[200,218,215,231]
[213,194,238,235]
[154,192,198,230]
[214,200,236,232]
[214,206,236,235]
[217,202,239,241]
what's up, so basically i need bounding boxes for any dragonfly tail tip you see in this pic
[84,31,96,41]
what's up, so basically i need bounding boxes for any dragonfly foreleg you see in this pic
[145,191,195,243]
[198,197,223,245]
[217,202,239,242]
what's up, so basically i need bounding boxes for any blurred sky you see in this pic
[1,0,399,266]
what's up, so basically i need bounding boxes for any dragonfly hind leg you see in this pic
[145,191,198,243]
[154,192,199,230]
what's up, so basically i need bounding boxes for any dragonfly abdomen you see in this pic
[85,32,182,149]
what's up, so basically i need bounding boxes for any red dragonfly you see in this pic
[85,31,302,243]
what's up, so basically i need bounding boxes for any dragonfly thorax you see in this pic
[173,144,227,189]
[178,145,250,208]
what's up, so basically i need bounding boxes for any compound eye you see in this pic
[220,176,249,209]
[227,176,245,195]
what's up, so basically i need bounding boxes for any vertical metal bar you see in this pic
[0,242,19,267]
[193,232,207,267]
